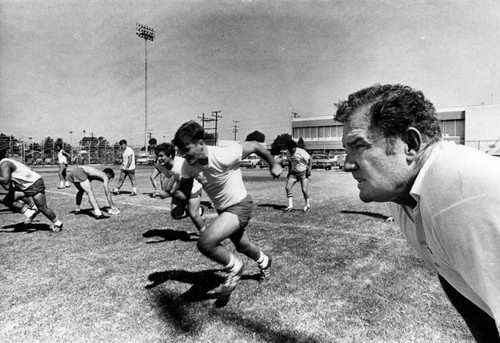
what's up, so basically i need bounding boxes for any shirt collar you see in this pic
[409,141,449,203]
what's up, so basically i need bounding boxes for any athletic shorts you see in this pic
[217,194,253,229]
[288,170,307,181]
[13,178,46,197]
[67,167,88,183]
[120,169,136,176]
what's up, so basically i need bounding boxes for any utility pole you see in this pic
[136,22,155,153]
[232,120,240,141]
[212,110,222,146]
[198,112,215,144]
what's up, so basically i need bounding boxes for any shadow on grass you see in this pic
[257,203,288,210]
[148,287,323,342]
[1,222,52,233]
[142,229,199,243]
[340,210,390,220]
[112,190,133,195]
[146,269,262,304]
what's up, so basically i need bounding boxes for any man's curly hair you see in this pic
[335,84,441,153]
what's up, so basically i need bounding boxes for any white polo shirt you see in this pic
[388,141,500,329]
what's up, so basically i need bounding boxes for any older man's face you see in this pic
[341,106,413,204]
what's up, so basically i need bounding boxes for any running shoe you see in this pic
[210,261,244,295]
[52,223,63,232]
[259,255,272,282]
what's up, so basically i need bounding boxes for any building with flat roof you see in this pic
[291,104,500,155]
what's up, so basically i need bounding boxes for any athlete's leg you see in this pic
[171,196,189,219]
[114,170,126,191]
[187,195,205,232]
[58,164,66,187]
[32,192,58,222]
[128,170,137,195]
[284,175,298,210]
[197,212,240,265]
[299,177,310,211]
[75,180,102,216]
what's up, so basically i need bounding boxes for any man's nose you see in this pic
[343,157,358,172]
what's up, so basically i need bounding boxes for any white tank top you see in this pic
[1,158,41,190]
[58,150,68,164]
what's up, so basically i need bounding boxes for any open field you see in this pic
[1,165,474,342]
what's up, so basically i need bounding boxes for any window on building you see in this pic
[325,126,332,138]
[311,127,318,139]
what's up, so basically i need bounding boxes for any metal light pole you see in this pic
[136,22,155,153]
[69,131,73,162]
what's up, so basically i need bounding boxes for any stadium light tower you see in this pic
[135,22,155,152]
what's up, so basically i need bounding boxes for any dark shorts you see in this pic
[68,167,88,183]
[12,178,46,197]
[217,194,253,229]
[120,169,136,176]
[288,170,307,181]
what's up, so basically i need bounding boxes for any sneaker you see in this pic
[283,206,293,213]
[75,209,81,215]
[95,213,109,220]
[303,205,311,212]
[57,185,65,189]
[24,211,38,224]
[259,255,272,282]
[129,192,137,197]
[65,182,71,188]
[52,223,63,232]
[112,188,120,195]
[210,261,244,295]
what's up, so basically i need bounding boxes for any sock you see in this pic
[306,198,310,207]
[225,254,242,272]
[288,197,293,208]
[21,206,36,218]
[52,219,62,226]
[65,181,70,187]
[257,251,269,269]
[59,182,64,187]
[132,187,137,193]
[94,209,103,216]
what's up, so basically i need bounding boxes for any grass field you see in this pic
[0,165,474,343]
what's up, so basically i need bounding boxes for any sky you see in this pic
[1,0,500,146]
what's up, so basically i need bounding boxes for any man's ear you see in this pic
[404,127,422,160]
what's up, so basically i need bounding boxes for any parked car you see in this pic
[331,153,346,169]
[137,154,155,165]
[240,154,260,168]
[311,154,333,170]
